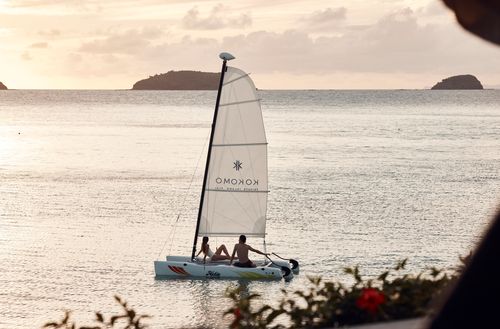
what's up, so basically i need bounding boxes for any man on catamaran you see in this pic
[229,234,269,268]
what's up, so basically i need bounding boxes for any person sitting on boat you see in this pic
[196,236,231,263]
[229,234,269,268]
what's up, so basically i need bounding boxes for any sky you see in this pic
[1,0,500,89]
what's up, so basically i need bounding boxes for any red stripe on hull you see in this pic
[168,265,182,275]
[168,265,189,276]
[176,267,189,275]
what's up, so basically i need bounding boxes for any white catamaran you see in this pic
[154,52,298,280]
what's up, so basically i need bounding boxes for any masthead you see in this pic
[219,52,235,61]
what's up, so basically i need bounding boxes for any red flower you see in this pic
[230,308,242,329]
[356,288,385,315]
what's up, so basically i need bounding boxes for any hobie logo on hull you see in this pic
[206,271,221,278]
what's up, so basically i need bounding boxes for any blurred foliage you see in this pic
[44,259,465,328]
[225,259,457,328]
[43,295,150,329]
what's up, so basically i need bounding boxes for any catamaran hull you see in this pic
[154,256,291,280]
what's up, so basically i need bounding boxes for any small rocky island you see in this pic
[132,70,220,90]
[431,74,483,90]
[0,81,7,90]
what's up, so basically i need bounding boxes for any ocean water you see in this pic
[0,90,499,328]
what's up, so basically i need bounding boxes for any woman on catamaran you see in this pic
[196,236,231,263]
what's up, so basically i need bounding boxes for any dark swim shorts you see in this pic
[233,260,255,268]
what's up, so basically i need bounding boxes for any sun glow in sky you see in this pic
[1,0,500,89]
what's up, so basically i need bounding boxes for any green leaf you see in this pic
[378,271,389,282]
[95,312,104,323]
[258,305,272,313]
[395,259,408,271]
[354,267,362,283]
[62,312,70,324]
[294,291,306,298]
[431,267,442,277]
[266,309,285,323]
[110,315,126,325]
[127,309,136,319]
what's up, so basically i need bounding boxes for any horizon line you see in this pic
[1,88,498,91]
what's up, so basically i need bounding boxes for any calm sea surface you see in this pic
[1,90,499,328]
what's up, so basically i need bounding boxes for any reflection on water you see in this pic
[153,277,277,327]
[0,90,499,328]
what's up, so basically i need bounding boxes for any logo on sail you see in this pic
[215,177,259,186]
[233,160,243,171]
[212,161,259,191]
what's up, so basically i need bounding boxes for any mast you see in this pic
[191,52,235,260]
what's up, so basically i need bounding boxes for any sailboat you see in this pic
[154,52,298,280]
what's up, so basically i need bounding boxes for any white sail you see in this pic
[198,67,268,237]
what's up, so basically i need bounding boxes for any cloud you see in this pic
[70,6,500,82]
[38,29,61,36]
[57,52,132,79]
[9,0,76,7]
[416,1,449,17]
[182,4,252,30]
[21,51,32,60]
[67,52,82,63]
[78,27,164,54]
[13,3,500,89]
[300,7,347,31]
[29,42,48,48]
[8,0,102,12]
[203,8,425,75]
[151,7,499,77]
[162,8,433,74]
[8,0,207,7]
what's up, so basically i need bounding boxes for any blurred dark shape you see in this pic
[443,0,500,45]
[429,3,500,328]
[428,210,500,328]
[0,81,7,90]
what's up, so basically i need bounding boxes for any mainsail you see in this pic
[198,67,268,237]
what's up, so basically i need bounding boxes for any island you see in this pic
[132,70,220,90]
[0,81,7,90]
[431,74,483,90]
